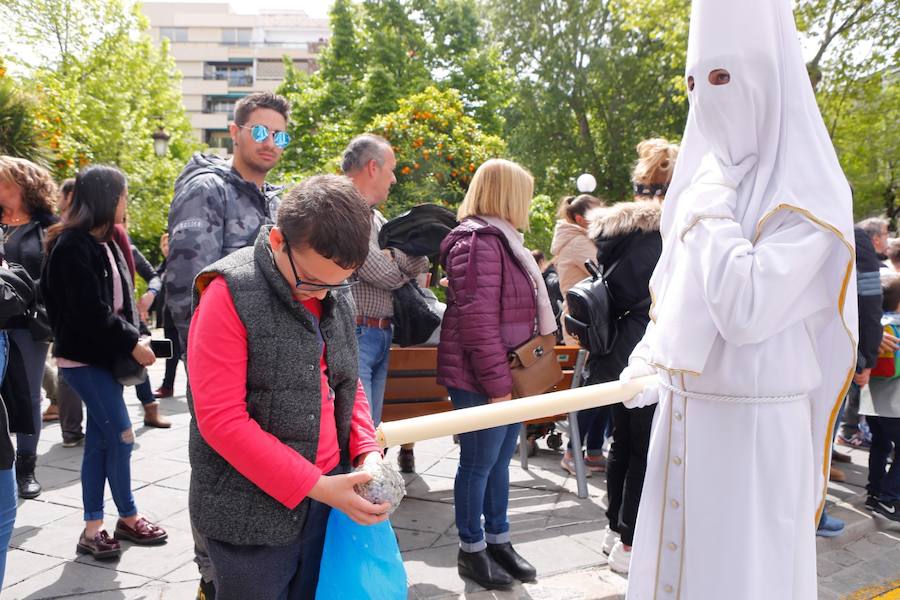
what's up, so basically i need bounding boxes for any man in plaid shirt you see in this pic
[342,135,429,459]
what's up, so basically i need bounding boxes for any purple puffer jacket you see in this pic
[437,218,537,398]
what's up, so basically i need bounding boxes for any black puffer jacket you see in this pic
[583,201,662,385]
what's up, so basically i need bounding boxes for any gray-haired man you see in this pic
[342,134,429,473]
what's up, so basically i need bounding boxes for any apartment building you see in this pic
[142,2,330,154]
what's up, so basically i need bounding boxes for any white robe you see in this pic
[625,211,842,600]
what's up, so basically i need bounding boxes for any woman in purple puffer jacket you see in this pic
[437,159,557,591]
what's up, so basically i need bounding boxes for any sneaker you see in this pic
[816,513,845,538]
[873,499,900,523]
[560,453,591,478]
[62,433,85,448]
[865,495,879,511]
[601,525,619,555]
[608,540,632,575]
[837,433,871,450]
[584,454,607,473]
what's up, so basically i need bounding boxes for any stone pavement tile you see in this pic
[9,518,86,560]
[160,559,202,584]
[828,548,862,568]
[31,466,82,491]
[76,525,195,580]
[816,554,843,578]
[845,536,891,561]
[396,527,443,552]
[159,446,191,464]
[155,470,191,492]
[549,495,606,523]
[38,447,85,471]
[547,519,611,557]
[404,545,469,597]
[14,498,81,529]
[867,530,900,546]
[158,508,192,533]
[131,484,190,522]
[1,559,152,599]
[129,457,190,485]
[405,474,456,503]
[392,498,456,534]
[506,488,560,517]
[423,459,464,480]
[1,549,65,589]
[510,528,607,577]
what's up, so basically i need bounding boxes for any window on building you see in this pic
[222,28,252,46]
[256,60,284,80]
[205,130,233,154]
[159,27,188,42]
[203,96,240,118]
[203,62,253,87]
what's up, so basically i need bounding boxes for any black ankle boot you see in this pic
[457,548,514,590]
[487,542,537,582]
[15,452,42,499]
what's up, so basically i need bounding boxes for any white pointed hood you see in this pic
[648,0,857,521]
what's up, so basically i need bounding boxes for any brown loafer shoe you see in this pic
[76,529,121,559]
[114,517,168,545]
[153,386,174,399]
[42,404,59,422]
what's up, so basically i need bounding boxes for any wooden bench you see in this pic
[381,345,591,498]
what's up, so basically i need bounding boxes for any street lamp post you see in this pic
[576,173,597,194]
[151,126,171,158]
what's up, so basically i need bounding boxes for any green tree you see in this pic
[276,0,511,181]
[487,0,689,203]
[0,72,47,163]
[3,0,198,259]
[367,86,505,217]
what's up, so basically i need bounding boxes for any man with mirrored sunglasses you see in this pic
[165,91,290,600]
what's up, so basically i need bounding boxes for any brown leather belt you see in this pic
[356,315,392,329]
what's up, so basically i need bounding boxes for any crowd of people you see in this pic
[0,16,896,596]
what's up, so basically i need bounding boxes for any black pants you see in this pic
[605,402,656,546]
[867,415,900,501]
[205,496,332,600]
[161,309,181,390]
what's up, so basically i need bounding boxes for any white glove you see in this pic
[619,359,658,409]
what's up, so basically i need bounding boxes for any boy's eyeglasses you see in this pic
[239,124,291,149]
[282,237,356,292]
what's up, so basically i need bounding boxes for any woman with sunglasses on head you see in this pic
[42,165,167,560]
[0,156,59,500]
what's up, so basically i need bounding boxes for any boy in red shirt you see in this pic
[187,175,388,599]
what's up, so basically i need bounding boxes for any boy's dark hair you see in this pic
[234,92,290,126]
[883,273,900,313]
[277,175,371,270]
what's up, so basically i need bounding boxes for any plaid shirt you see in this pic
[351,210,430,319]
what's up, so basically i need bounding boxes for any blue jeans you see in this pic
[61,366,137,521]
[572,406,610,455]
[0,333,14,589]
[449,387,521,551]
[867,416,900,502]
[135,377,155,406]
[356,325,392,426]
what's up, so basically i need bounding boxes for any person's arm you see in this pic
[356,233,428,291]
[132,245,162,320]
[349,379,380,463]
[446,234,512,398]
[188,277,323,509]
[166,175,226,345]
[682,210,837,347]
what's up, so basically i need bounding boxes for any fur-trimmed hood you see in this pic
[587,200,661,241]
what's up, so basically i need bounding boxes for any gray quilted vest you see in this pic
[187,228,358,546]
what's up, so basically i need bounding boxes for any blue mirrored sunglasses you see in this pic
[240,124,291,149]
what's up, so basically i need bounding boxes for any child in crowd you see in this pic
[863,273,900,523]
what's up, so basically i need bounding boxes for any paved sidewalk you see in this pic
[3,359,900,599]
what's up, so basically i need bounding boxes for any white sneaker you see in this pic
[608,540,632,575]
[601,526,619,555]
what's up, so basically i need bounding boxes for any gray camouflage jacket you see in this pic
[165,153,281,345]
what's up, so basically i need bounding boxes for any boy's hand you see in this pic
[308,471,391,526]
[881,332,899,354]
[854,368,871,387]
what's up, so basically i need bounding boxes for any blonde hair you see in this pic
[0,156,57,217]
[632,138,679,186]
[457,159,534,231]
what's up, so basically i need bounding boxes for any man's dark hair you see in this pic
[857,217,889,241]
[277,175,371,270]
[340,134,390,174]
[234,92,290,126]
[883,273,900,313]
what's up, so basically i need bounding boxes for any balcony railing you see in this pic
[202,74,253,87]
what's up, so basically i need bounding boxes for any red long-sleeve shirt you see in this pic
[187,277,379,509]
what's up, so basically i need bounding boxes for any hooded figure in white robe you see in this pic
[619,0,858,597]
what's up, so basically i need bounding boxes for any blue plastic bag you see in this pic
[316,509,407,600]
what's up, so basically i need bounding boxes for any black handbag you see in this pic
[113,355,147,386]
[391,281,441,347]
